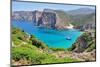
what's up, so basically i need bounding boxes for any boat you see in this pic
[66,36,71,40]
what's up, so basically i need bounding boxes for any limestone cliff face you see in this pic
[55,10,70,29]
[36,9,56,29]
[12,9,70,29]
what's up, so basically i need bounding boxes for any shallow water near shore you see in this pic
[12,20,82,48]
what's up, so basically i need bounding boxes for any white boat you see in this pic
[66,36,71,40]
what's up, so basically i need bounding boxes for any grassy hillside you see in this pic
[69,13,95,26]
[12,27,78,66]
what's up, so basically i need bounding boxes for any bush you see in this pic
[86,44,95,52]
[50,48,66,51]
[32,38,48,49]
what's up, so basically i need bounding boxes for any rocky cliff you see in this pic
[12,9,71,29]
[69,12,95,31]
[69,32,96,53]
[12,8,96,30]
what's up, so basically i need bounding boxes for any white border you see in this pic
[0,0,100,67]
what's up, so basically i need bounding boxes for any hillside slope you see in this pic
[12,27,79,65]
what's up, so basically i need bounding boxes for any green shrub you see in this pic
[32,38,48,49]
[50,48,66,51]
[86,44,95,52]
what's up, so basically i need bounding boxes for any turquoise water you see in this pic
[12,20,82,48]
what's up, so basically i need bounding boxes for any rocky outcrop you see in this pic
[74,23,95,31]
[12,9,71,29]
[71,12,95,31]
[70,32,96,53]
[73,36,88,53]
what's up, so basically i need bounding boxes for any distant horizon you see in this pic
[12,1,95,12]
[12,8,95,12]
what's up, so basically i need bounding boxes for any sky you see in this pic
[12,1,95,11]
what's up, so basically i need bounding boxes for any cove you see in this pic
[12,20,82,49]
